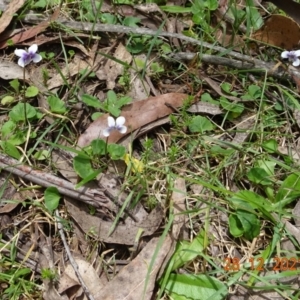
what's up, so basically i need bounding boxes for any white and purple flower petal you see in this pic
[14,44,42,68]
[281,50,300,67]
[103,116,127,137]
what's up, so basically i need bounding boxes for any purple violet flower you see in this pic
[281,50,300,67]
[14,44,42,68]
[103,116,127,137]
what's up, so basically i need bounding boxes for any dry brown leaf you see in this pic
[58,258,107,299]
[97,235,173,300]
[187,102,223,115]
[214,28,245,50]
[96,178,186,299]
[96,43,132,89]
[172,178,187,237]
[0,61,30,80]
[47,55,90,90]
[251,15,300,49]
[0,0,25,35]
[128,54,151,101]
[268,0,300,25]
[77,93,188,148]
[66,197,164,244]
[0,9,60,49]
[199,73,241,102]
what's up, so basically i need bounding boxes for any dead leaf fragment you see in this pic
[187,102,223,115]
[252,15,300,49]
[96,43,132,89]
[78,93,188,147]
[66,197,164,244]
[0,9,60,49]
[0,61,29,80]
[0,0,25,35]
[58,258,107,298]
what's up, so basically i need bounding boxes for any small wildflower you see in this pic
[103,116,127,137]
[14,44,42,68]
[281,50,300,67]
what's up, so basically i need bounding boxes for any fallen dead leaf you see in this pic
[77,93,188,148]
[268,0,300,26]
[95,177,186,299]
[187,102,223,115]
[0,9,60,49]
[0,0,25,35]
[66,197,163,245]
[251,15,300,49]
[199,73,241,102]
[47,55,90,90]
[96,43,132,89]
[0,61,30,80]
[128,54,151,101]
[58,257,108,299]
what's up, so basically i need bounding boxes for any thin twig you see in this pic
[23,14,266,63]
[171,52,292,80]
[0,153,112,209]
[55,210,95,300]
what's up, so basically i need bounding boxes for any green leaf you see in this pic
[188,116,215,133]
[164,274,227,300]
[44,187,61,213]
[159,6,192,13]
[117,96,131,107]
[33,150,50,160]
[91,139,106,156]
[81,94,102,109]
[25,86,39,98]
[229,215,244,237]
[262,139,278,153]
[7,130,28,145]
[248,6,263,31]
[9,79,20,93]
[1,95,15,105]
[1,120,16,137]
[47,95,67,114]
[256,160,276,176]
[108,106,121,118]
[220,97,244,113]
[247,167,272,185]
[220,82,232,93]
[0,141,21,159]
[107,144,126,160]
[229,190,274,221]
[73,153,95,178]
[107,90,117,103]
[170,232,205,271]
[9,103,37,122]
[248,85,262,98]
[75,168,103,188]
[276,173,300,204]
[123,16,140,27]
[229,210,260,240]
[91,112,103,120]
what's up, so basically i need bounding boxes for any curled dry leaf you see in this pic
[96,42,132,89]
[0,61,30,80]
[77,92,188,148]
[66,197,164,245]
[58,258,107,298]
[0,0,25,35]
[187,102,223,115]
[251,15,300,49]
[96,178,186,300]
[0,9,60,49]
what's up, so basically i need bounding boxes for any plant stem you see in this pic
[23,67,27,122]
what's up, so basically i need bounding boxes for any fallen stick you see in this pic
[0,153,112,209]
